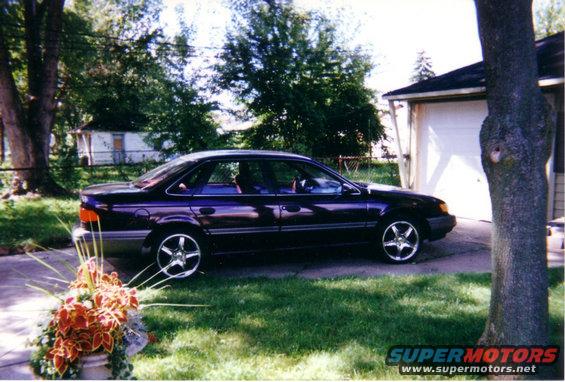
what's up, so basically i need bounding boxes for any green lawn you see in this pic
[133,269,564,380]
[0,197,79,250]
[0,164,150,251]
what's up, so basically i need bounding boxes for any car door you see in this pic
[186,159,279,254]
[267,159,368,248]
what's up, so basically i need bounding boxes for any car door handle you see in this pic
[199,207,216,215]
[282,205,301,213]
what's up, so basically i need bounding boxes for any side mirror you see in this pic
[342,183,360,195]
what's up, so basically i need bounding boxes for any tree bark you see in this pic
[474,0,554,349]
[0,0,66,195]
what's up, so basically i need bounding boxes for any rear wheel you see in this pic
[154,231,206,279]
[377,217,422,263]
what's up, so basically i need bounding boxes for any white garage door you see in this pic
[416,100,492,221]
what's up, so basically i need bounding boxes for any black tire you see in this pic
[152,228,208,279]
[376,216,422,264]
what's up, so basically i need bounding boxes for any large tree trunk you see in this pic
[0,0,66,195]
[474,0,554,349]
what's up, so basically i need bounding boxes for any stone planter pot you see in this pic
[79,353,111,380]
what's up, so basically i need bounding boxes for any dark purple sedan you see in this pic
[73,150,456,278]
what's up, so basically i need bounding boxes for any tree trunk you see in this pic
[0,0,67,195]
[474,0,554,350]
[0,118,5,163]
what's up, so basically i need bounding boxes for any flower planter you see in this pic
[79,353,111,380]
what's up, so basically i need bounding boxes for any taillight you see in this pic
[80,207,99,223]
[439,202,449,214]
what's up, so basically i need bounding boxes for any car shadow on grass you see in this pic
[131,270,564,380]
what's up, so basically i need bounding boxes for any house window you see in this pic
[112,134,125,164]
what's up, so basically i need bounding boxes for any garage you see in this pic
[415,100,491,220]
[383,32,564,222]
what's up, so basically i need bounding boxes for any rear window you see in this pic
[133,157,194,189]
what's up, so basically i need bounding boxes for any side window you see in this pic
[200,160,270,195]
[168,164,209,195]
[271,161,343,194]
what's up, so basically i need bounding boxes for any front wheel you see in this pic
[154,231,205,279]
[377,218,421,263]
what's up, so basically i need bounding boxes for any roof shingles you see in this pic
[383,31,563,100]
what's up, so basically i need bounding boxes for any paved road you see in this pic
[0,218,562,379]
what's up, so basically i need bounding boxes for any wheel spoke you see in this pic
[160,246,173,256]
[384,240,397,247]
[178,237,185,250]
[404,227,413,238]
[391,225,400,237]
[185,251,200,260]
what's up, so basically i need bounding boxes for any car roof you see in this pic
[178,150,311,162]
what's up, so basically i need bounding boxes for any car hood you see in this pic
[356,182,443,204]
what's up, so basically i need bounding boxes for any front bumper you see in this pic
[72,226,150,257]
[426,214,457,241]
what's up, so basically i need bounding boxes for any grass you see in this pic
[321,160,401,186]
[0,164,150,251]
[133,269,564,380]
[0,197,79,250]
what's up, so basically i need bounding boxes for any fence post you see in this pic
[338,155,342,175]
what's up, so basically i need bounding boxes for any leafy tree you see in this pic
[217,0,383,157]
[534,0,564,38]
[410,50,435,83]
[69,1,221,155]
[474,0,554,355]
[144,80,223,156]
[0,0,222,189]
[0,0,67,194]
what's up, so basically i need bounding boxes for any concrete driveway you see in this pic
[0,218,562,379]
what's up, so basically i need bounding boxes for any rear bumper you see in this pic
[426,214,457,241]
[72,226,150,257]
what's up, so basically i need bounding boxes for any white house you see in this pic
[383,32,564,222]
[71,122,162,165]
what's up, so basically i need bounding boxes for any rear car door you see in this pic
[185,159,279,254]
[267,159,368,248]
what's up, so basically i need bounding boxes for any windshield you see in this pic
[133,157,194,189]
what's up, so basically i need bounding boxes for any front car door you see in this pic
[267,159,369,248]
[182,159,279,254]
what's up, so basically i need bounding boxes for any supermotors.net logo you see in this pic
[386,346,560,375]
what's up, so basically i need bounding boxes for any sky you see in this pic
[159,0,485,124]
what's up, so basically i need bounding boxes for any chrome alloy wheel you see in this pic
[381,221,420,261]
[156,233,201,278]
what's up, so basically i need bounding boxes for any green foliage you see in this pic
[534,0,565,39]
[410,50,435,83]
[217,0,384,156]
[108,343,135,380]
[132,269,564,379]
[1,0,221,162]
[144,81,223,156]
[68,0,221,154]
[0,197,79,250]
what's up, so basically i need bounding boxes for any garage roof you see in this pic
[383,31,564,101]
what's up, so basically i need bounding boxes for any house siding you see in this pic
[77,131,161,165]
